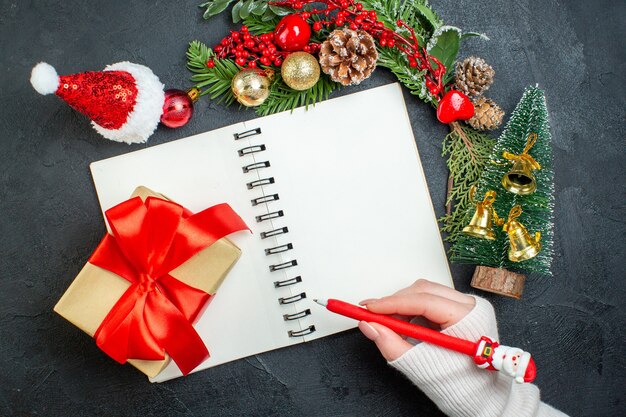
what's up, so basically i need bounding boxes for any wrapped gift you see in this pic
[54,186,248,378]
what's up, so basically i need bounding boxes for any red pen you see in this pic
[314,298,536,383]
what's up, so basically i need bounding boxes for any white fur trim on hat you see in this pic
[31,62,60,95]
[91,62,165,144]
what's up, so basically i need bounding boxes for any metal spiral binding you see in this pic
[252,194,279,206]
[238,144,266,156]
[265,243,293,255]
[237,127,316,338]
[234,128,261,140]
[288,326,316,337]
[261,227,288,239]
[274,276,301,287]
[256,211,283,222]
[283,309,310,320]
[279,292,306,304]
[247,178,274,189]
[269,260,298,272]
[243,161,270,173]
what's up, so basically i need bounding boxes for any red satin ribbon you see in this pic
[89,196,248,375]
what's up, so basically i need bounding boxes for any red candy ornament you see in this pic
[160,88,199,128]
[274,14,311,52]
[437,90,475,123]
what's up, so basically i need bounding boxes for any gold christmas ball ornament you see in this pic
[281,52,320,91]
[231,68,272,107]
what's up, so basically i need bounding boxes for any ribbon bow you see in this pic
[502,132,541,170]
[89,196,248,375]
[503,205,523,232]
[469,186,503,226]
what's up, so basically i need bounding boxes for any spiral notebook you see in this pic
[90,83,453,382]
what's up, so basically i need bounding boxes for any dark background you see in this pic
[1,0,624,416]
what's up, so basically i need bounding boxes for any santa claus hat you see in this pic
[30,62,164,144]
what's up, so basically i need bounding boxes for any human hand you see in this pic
[357,279,476,361]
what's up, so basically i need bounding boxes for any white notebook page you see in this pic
[89,83,452,382]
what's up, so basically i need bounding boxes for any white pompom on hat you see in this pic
[30,63,60,95]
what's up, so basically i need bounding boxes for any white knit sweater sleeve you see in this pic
[389,296,568,417]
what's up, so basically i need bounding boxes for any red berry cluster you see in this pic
[273,0,447,99]
[289,1,379,32]
[204,0,447,99]
[208,25,319,69]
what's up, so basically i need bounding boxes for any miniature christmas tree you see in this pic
[450,86,554,298]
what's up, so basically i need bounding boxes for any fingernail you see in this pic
[358,321,380,341]
[359,298,378,306]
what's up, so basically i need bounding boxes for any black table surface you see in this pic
[1,0,624,416]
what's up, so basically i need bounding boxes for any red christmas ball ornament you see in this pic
[436,89,475,124]
[274,14,311,52]
[160,88,199,128]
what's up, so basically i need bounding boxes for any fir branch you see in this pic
[451,121,477,164]
[186,41,240,106]
[187,40,340,115]
[255,73,339,116]
[377,47,436,104]
[439,123,495,242]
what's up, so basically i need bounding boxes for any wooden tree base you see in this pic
[470,266,526,299]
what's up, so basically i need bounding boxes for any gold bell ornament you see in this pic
[501,133,542,195]
[462,186,504,240]
[503,205,541,262]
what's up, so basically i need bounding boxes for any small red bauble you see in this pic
[436,90,475,123]
[274,14,311,52]
[160,89,195,128]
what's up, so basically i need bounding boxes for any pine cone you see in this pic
[455,56,495,97]
[319,29,378,86]
[466,97,505,130]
